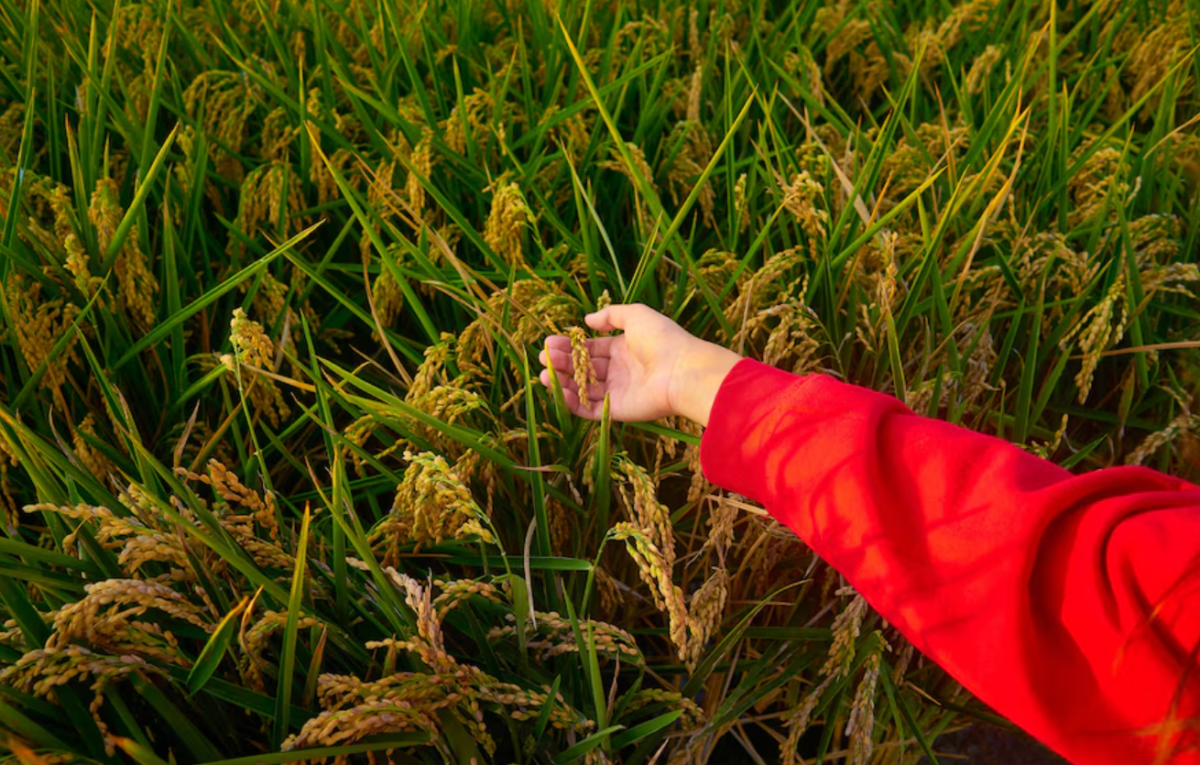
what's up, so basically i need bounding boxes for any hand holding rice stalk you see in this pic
[540,304,741,426]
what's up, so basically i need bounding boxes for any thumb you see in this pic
[585,303,642,332]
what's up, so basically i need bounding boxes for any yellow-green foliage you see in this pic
[0,0,1198,763]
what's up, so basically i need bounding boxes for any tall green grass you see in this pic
[0,0,1198,763]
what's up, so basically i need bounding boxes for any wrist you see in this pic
[668,339,741,427]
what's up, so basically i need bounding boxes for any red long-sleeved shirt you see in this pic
[700,359,1200,764]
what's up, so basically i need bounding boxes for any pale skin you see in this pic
[537,303,742,427]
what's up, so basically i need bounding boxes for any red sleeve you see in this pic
[700,358,1200,765]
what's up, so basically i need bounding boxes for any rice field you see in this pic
[0,0,1198,763]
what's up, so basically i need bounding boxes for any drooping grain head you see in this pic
[483,180,533,268]
[567,326,598,408]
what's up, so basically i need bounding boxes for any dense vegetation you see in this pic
[0,0,1197,763]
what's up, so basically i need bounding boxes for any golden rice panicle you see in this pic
[369,451,494,563]
[483,180,532,268]
[568,327,598,409]
[360,590,493,756]
[47,579,212,667]
[1125,0,1192,116]
[245,270,302,349]
[616,457,675,569]
[111,230,158,332]
[464,447,500,523]
[661,121,716,226]
[1028,413,1071,460]
[1130,213,1183,262]
[704,494,738,562]
[371,265,404,330]
[103,3,164,70]
[229,308,275,369]
[441,89,494,155]
[228,161,305,257]
[685,438,707,506]
[722,246,806,333]
[817,0,870,71]
[1067,143,1130,226]
[50,185,102,300]
[1126,406,1198,466]
[780,170,828,240]
[690,249,741,297]
[780,674,835,765]
[624,688,704,730]
[200,458,281,543]
[242,609,322,690]
[732,172,749,232]
[487,610,642,662]
[24,501,185,578]
[608,523,689,660]
[109,491,191,573]
[684,566,728,670]
[310,145,359,206]
[850,40,907,101]
[343,415,388,477]
[549,498,574,554]
[474,678,595,734]
[281,697,446,756]
[594,565,624,618]
[892,637,917,685]
[406,130,435,212]
[4,273,81,409]
[0,644,163,756]
[407,333,455,404]
[525,286,581,344]
[174,460,294,574]
[845,635,889,765]
[182,71,258,193]
[432,578,508,620]
[736,298,822,375]
[405,385,487,456]
[315,670,455,714]
[392,573,444,656]
[966,44,1005,94]
[0,439,18,531]
[822,587,867,679]
[600,142,659,195]
[1059,273,1128,403]
[225,308,291,426]
[72,414,113,484]
[457,279,581,376]
[261,106,300,161]
[87,176,123,256]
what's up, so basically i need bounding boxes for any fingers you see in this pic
[537,369,607,420]
[585,303,651,332]
[537,369,606,401]
[560,386,605,421]
[584,309,614,332]
[538,347,610,379]
[538,335,612,420]
[544,334,611,358]
[587,335,614,358]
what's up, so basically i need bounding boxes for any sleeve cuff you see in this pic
[699,358,817,503]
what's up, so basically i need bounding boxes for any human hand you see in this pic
[538,304,741,427]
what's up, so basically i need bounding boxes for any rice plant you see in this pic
[0,0,1198,763]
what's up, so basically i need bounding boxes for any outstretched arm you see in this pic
[540,305,1200,765]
